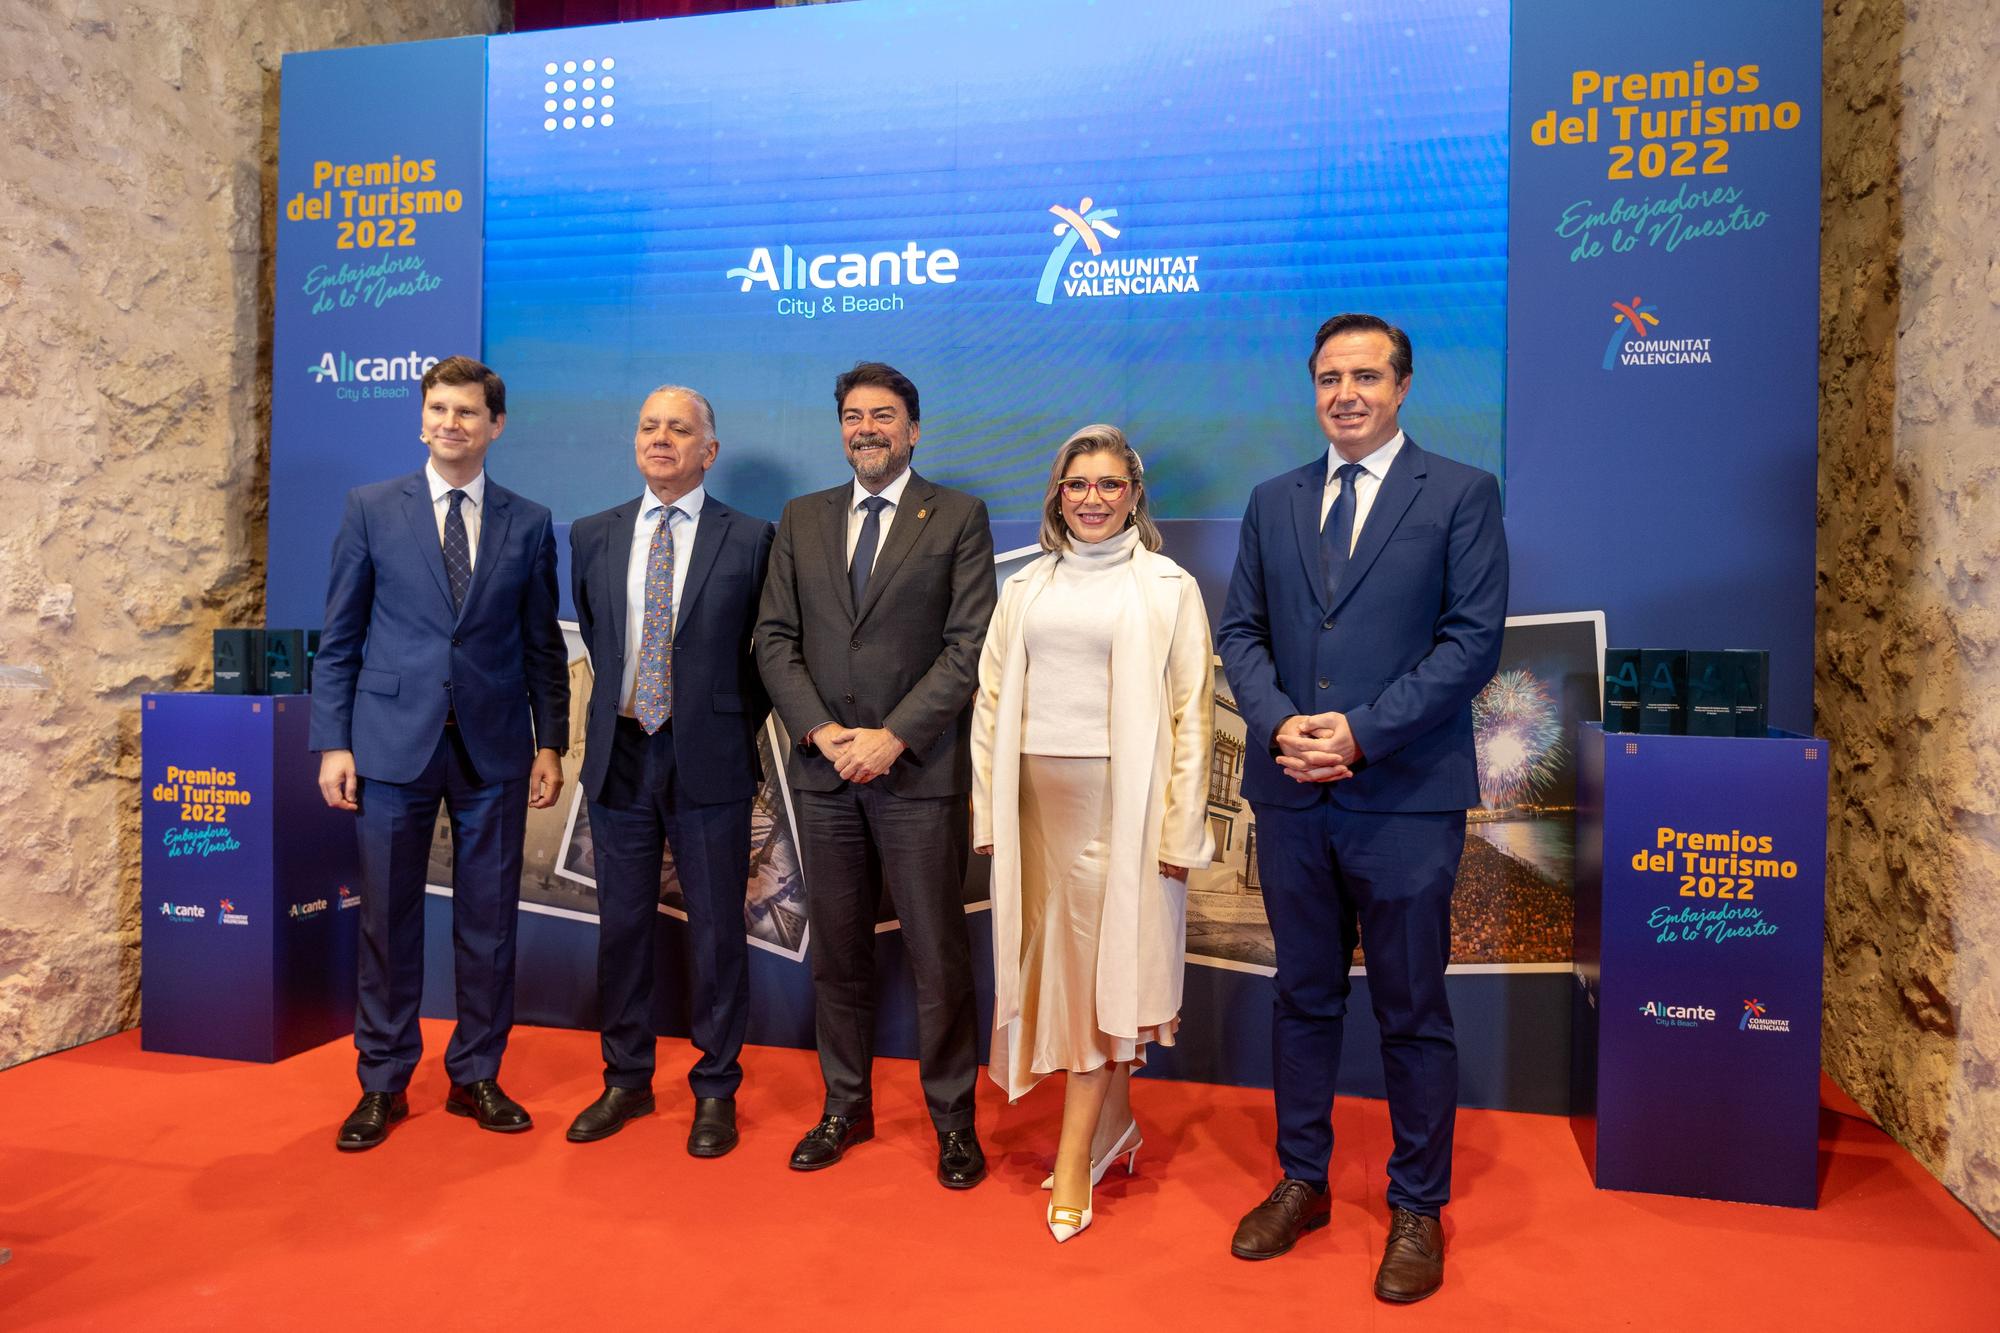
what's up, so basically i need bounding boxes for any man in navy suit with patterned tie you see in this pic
[563,386,774,1155]
[1217,315,1508,1302]
[311,355,570,1151]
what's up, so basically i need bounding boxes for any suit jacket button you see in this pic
[1321,617,1335,630]
[443,681,454,690]
[451,637,462,646]
[851,639,861,650]
[1317,678,1330,689]
[844,692,855,704]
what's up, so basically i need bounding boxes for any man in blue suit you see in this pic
[564,386,774,1156]
[1217,314,1508,1302]
[311,355,570,1151]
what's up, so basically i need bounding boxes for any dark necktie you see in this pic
[1320,463,1365,600]
[443,489,472,613]
[634,506,678,734]
[850,495,889,609]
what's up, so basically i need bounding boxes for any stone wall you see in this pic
[0,0,507,1070]
[1820,0,2000,1231]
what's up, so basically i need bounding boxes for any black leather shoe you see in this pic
[446,1079,532,1133]
[687,1097,738,1158]
[936,1128,986,1190]
[566,1085,655,1143]
[336,1090,407,1151]
[1231,1179,1332,1259]
[789,1111,875,1170]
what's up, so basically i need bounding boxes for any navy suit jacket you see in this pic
[1217,437,1508,813]
[570,493,775,807]
[309,470,570,785]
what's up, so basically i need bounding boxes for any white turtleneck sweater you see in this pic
[1019,526,1141,757]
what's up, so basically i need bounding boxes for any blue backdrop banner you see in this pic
[480,0,1508,527]
[268,36,490,626]
[1505,1,1821,730]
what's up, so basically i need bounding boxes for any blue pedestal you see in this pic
[1571,723,1828,1207]
[141,694,360,1061]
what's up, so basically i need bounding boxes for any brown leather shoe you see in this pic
[1230,1179,1332,1259]
[1373,1207,1445,1303]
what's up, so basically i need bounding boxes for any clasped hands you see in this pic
[812,724,905,784]
[1274,712,1364,784]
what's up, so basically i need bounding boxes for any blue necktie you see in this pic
[635,506,678,734]
[443,489,472,613]
[850,495,889,609]
[1320,463,1364,600]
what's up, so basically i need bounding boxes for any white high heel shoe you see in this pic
[1047,1186,1094,1242]
[1041,1119,1142,1190]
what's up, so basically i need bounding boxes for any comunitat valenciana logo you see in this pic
[219,897,250,926]
[1640,999,1716,1027]
[726,241,959,319]
[337,884,361,910]
[1035,196,1201,306]
[1602,296,1712,370]
[1740,998,1792,1033]
[307,351,440,384]
[157,901,206,922]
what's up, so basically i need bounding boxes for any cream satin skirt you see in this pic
[991,754,1177,1101]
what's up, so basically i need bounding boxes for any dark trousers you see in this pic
[794,783,977,1132]
[1254,799,1467,1216]
[586,716,753,1099]
[353,725,526,1093]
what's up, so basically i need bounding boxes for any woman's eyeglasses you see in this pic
[1057,477,1134,500]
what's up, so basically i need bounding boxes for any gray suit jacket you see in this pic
[754,469,996,798]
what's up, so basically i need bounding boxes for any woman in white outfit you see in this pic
[972,424,1214,1241]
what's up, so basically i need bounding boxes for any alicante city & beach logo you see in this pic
[724,239,961,320]
[1035,196,1201,306]
[1639,998,1716,1028]
[1602,296,1713,370]
[307,350,440,401]
[1740,998,1792,1034]
[158,901,206,922]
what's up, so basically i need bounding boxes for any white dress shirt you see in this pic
[844,467,915,572]
[1320,429,1406,553]
[425,461,485,569]
[618,483,706,717]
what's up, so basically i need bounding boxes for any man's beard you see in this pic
[849,432,906,483]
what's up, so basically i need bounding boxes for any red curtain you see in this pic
[514,1,780,30]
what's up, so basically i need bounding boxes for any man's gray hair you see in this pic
[646,384,717,440]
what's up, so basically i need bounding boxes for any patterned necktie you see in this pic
[634,506,678,734]
[849,495,890,609]
[1320,463,1365,599]
[443,489,472,613]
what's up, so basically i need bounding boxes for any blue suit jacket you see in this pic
[570,493,775,807]
[1217,437,1508,813]
[309,470,570,785]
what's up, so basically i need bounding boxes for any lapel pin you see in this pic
[917,508,928,519]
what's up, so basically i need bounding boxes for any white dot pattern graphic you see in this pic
[541,56,623,132]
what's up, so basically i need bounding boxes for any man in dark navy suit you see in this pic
[1217,315,1508,1301]
[564,386,774,1156]
[311,355,570,1150]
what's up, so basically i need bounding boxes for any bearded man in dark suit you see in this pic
[755,361,996,1189]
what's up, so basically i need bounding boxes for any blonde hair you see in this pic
[1038,423,1164,553]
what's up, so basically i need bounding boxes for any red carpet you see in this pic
[2,1022,1994,1330]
